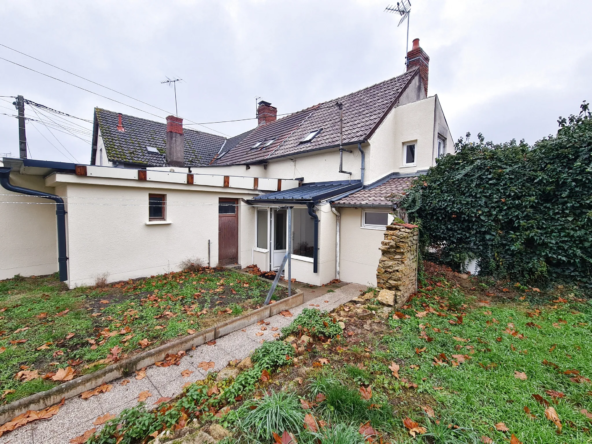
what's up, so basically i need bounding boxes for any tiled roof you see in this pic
[215,68,419,165]
[94,108,226,167]
[252,180,361,203]
[332,174,416,207]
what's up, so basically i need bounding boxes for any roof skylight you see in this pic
[146,146,160,153]
[261,138,275,148]
[300,129,321,143]
[250,141,263,150]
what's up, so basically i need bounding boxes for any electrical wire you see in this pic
[31,106,93,142]
[29,121,76,162]
[30,107,79,162]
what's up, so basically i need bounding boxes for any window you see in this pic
[404,143,416,165]
[149,194,166,221]
[251,141,262,150]
[437,136,446,158]
[262,138,275,148]
[292,208,315,258]
[146,146,159,153]
[363,211,389,229]
[219,201,236,214]
[256,209,268,250]
[300,129,322,143]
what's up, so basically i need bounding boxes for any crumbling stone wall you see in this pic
[376,223,419,307]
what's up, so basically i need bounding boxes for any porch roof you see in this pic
[250,180,361,204]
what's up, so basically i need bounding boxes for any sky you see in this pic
[0,0,590,164]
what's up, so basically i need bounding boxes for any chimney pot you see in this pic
[257,101,277,126]
[117,113,125,132]
[407,37,430,97]
[166,115,184,167]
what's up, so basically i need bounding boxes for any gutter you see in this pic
[0,167,68,281]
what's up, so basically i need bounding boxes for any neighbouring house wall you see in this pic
[62,183,255,288]
[0,173,58,280]
[95,129,113,167]
[396,74,426,106]
[377,223,419,305]
[339,208,387,287]
[317,204,337,285]
[433,95,454,162]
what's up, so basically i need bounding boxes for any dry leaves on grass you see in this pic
[0,398,64,437]
[138,339,150,348]
[495,422,509,432]
[198,361,215,371]
[359,422,378,439]
[421,405,435,418]
[510,434,523,444]
[51,367,75,382]
[81,383,112,400]
[70,428,96,444]
[388,362,400,379]
[359,386,372,400]
[545,406,562,433]
[514,371,527,380]
[403,417,427,437]
[138,391,152,402]
[0,347,5,354]
[481,436,493,443]
[93,413,116,426]
[300,399,313,409]
[581,409,592,420]
[304,413,318,432]
[15,370,40,382]
[273,431,297,444]
[261,369,271,382]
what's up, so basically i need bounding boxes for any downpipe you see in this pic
[0,167,68,281]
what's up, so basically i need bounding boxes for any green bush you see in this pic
[402,102,592,287]
[251,340,295,371]
[281,308,343,338]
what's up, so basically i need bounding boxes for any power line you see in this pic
[29,121,75,162]
[24,98,93,123]
[30,106,79,162]
[0,112,92,142]
[31,106,93,141]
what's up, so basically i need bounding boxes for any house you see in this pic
[0,39,452,288]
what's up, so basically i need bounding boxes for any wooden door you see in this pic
[218,199,238,265]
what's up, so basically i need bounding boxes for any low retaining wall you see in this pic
[0,287,303,426]
[376,223,419,307]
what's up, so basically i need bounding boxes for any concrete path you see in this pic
[0,283,366,444]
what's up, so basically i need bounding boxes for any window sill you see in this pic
[145,220,172,225]
[361,225,387,231]
[254,247,269,253]
[401,164,416,168]
[291,254,314,263]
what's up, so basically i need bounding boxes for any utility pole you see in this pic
[14,95,27,159]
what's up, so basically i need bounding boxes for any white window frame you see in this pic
[254,208,270,253]
[361,210,392,230]
[300,129,322,143]
[437,136,446,158]
[403,142,417,167]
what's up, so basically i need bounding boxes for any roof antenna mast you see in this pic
[385,1,412,67]
[161,77,182,116]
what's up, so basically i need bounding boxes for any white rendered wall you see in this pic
[339,208,385,288]
[0,173,58,280]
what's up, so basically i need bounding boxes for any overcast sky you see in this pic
[0,0,590,164]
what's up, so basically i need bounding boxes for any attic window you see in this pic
[251,141,263,150]
[146,146,159,153]
[300,129,322,143]
[261,138,275,148]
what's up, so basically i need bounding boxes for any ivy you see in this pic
[401,102,592,287]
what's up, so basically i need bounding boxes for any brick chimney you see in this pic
[257,101,277,126]
[165,115,184,167]
[407,38,430,97]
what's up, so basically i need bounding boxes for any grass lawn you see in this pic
[0,267,286,405]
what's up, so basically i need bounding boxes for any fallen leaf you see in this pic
[154,397,172,405]
[138,391,152,402]
[256,332,264,336]
[510,434,523,444]
[138,339,150,348]
[318,358,329,365]
[315,393,326,403]
[81,383,112,400]
[481,436,494,444]
[100,300,109,304]
[70,427,96,444]
[65,333,75,340]
[181,369,194,378]
[546,390,565,399]
[1,390,15,400]
[359,386,372,400]
[495,422,509,432]
[207,385,219,396]
[303,413,318,432]
[359,421,378,438]
[580,409,592,420]
[403,417,427,437]
[532,394,550,408]
[51,367,75,382]
[187,329,196,335]
[93,413,116,426]
[0,347,5,354]
[545,406,562,433]
[273,431,297,444]
[261,369,271,382]
[0,398,64,437]
[120,379,130,386]
[300,399,313,409]
[135,369,147,380]
[198,361,215,371]
[15,370,40,382]
[422,405,435,418]
[280,310,293,317]
[206,340,216,346]
[389,362,400,379]
[514,371,527,380]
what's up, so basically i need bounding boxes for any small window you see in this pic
[261,138,275,148]
[300,129,322,143]
[256,209,268,249]
[149,194,166,220]
[219,201,236,214]
[363,211,389,229]
[292,208,315,258]
[251,141,262,150]
[146,146,159,153]
[437,137,446,158]
[404,143,416,165]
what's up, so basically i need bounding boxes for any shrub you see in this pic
[239,392,304,441]
[251,340,295,371]
[402,102,592,287]
[281,308,342,339]
[94,273,108,288]
[180,257,204,272]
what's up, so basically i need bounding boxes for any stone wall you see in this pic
[376,223,419,307]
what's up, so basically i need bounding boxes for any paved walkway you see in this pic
[0,283,366,444]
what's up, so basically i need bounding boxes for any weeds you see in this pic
[281,308,342,339]
[251,340,295,371]
[179,257,204,272]
[94,273,108,288]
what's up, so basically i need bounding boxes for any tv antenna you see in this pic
[385,1,412,67]
[161,77,182,116]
